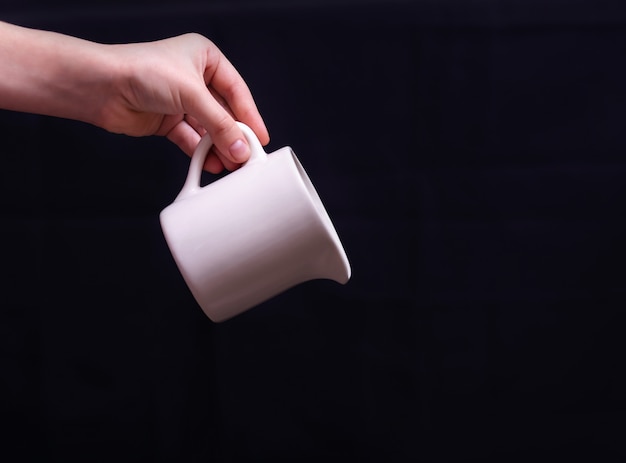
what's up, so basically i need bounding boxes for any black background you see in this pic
[1,1,626,461]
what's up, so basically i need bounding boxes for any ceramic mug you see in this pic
[160,122,351,322]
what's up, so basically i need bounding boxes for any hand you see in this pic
[103,33,270,173]
[0,23,267,173]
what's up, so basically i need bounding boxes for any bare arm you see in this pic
[0,21,269,172]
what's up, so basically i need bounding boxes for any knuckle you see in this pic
[220,79,243,101]
[212,113,235,138]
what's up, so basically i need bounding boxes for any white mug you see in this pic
[160,122,351,322]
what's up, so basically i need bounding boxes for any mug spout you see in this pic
[319,245,351,284]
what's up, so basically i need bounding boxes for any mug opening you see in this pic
[288,148,351,282]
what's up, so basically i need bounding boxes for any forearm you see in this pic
[0,22,269,164]
[0,21,119,127]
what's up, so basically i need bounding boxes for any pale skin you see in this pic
[0,21,270,173]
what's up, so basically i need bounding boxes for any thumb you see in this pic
[185,85,250,164]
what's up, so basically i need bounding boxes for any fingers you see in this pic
[206,53,270,146]
[166,118,240,174]
[181,44,269,164]
[184,84,251,164]
[185,113,239,171]
[183,114,207,138]
[210,145,240,172]
[204,149,227,174]
[166,34,270,169]
[165,118,201,157]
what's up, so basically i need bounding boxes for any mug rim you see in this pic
[280,147,351,283]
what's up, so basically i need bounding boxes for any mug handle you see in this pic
[175,122,267,201]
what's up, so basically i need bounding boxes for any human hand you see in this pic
[0,23,267,173]
[102,33,270,173]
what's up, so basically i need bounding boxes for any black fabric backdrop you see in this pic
[1,1,626,461]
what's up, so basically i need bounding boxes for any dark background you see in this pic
[1,0,626,461]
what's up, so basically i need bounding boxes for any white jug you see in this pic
[160,122,351,322]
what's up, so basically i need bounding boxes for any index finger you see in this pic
[203,50,270,146]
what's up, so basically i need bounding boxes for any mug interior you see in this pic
[288,148,351,282]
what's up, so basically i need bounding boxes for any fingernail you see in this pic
[229,139,249,163]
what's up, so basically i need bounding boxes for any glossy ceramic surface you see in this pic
[160,123,350,322]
